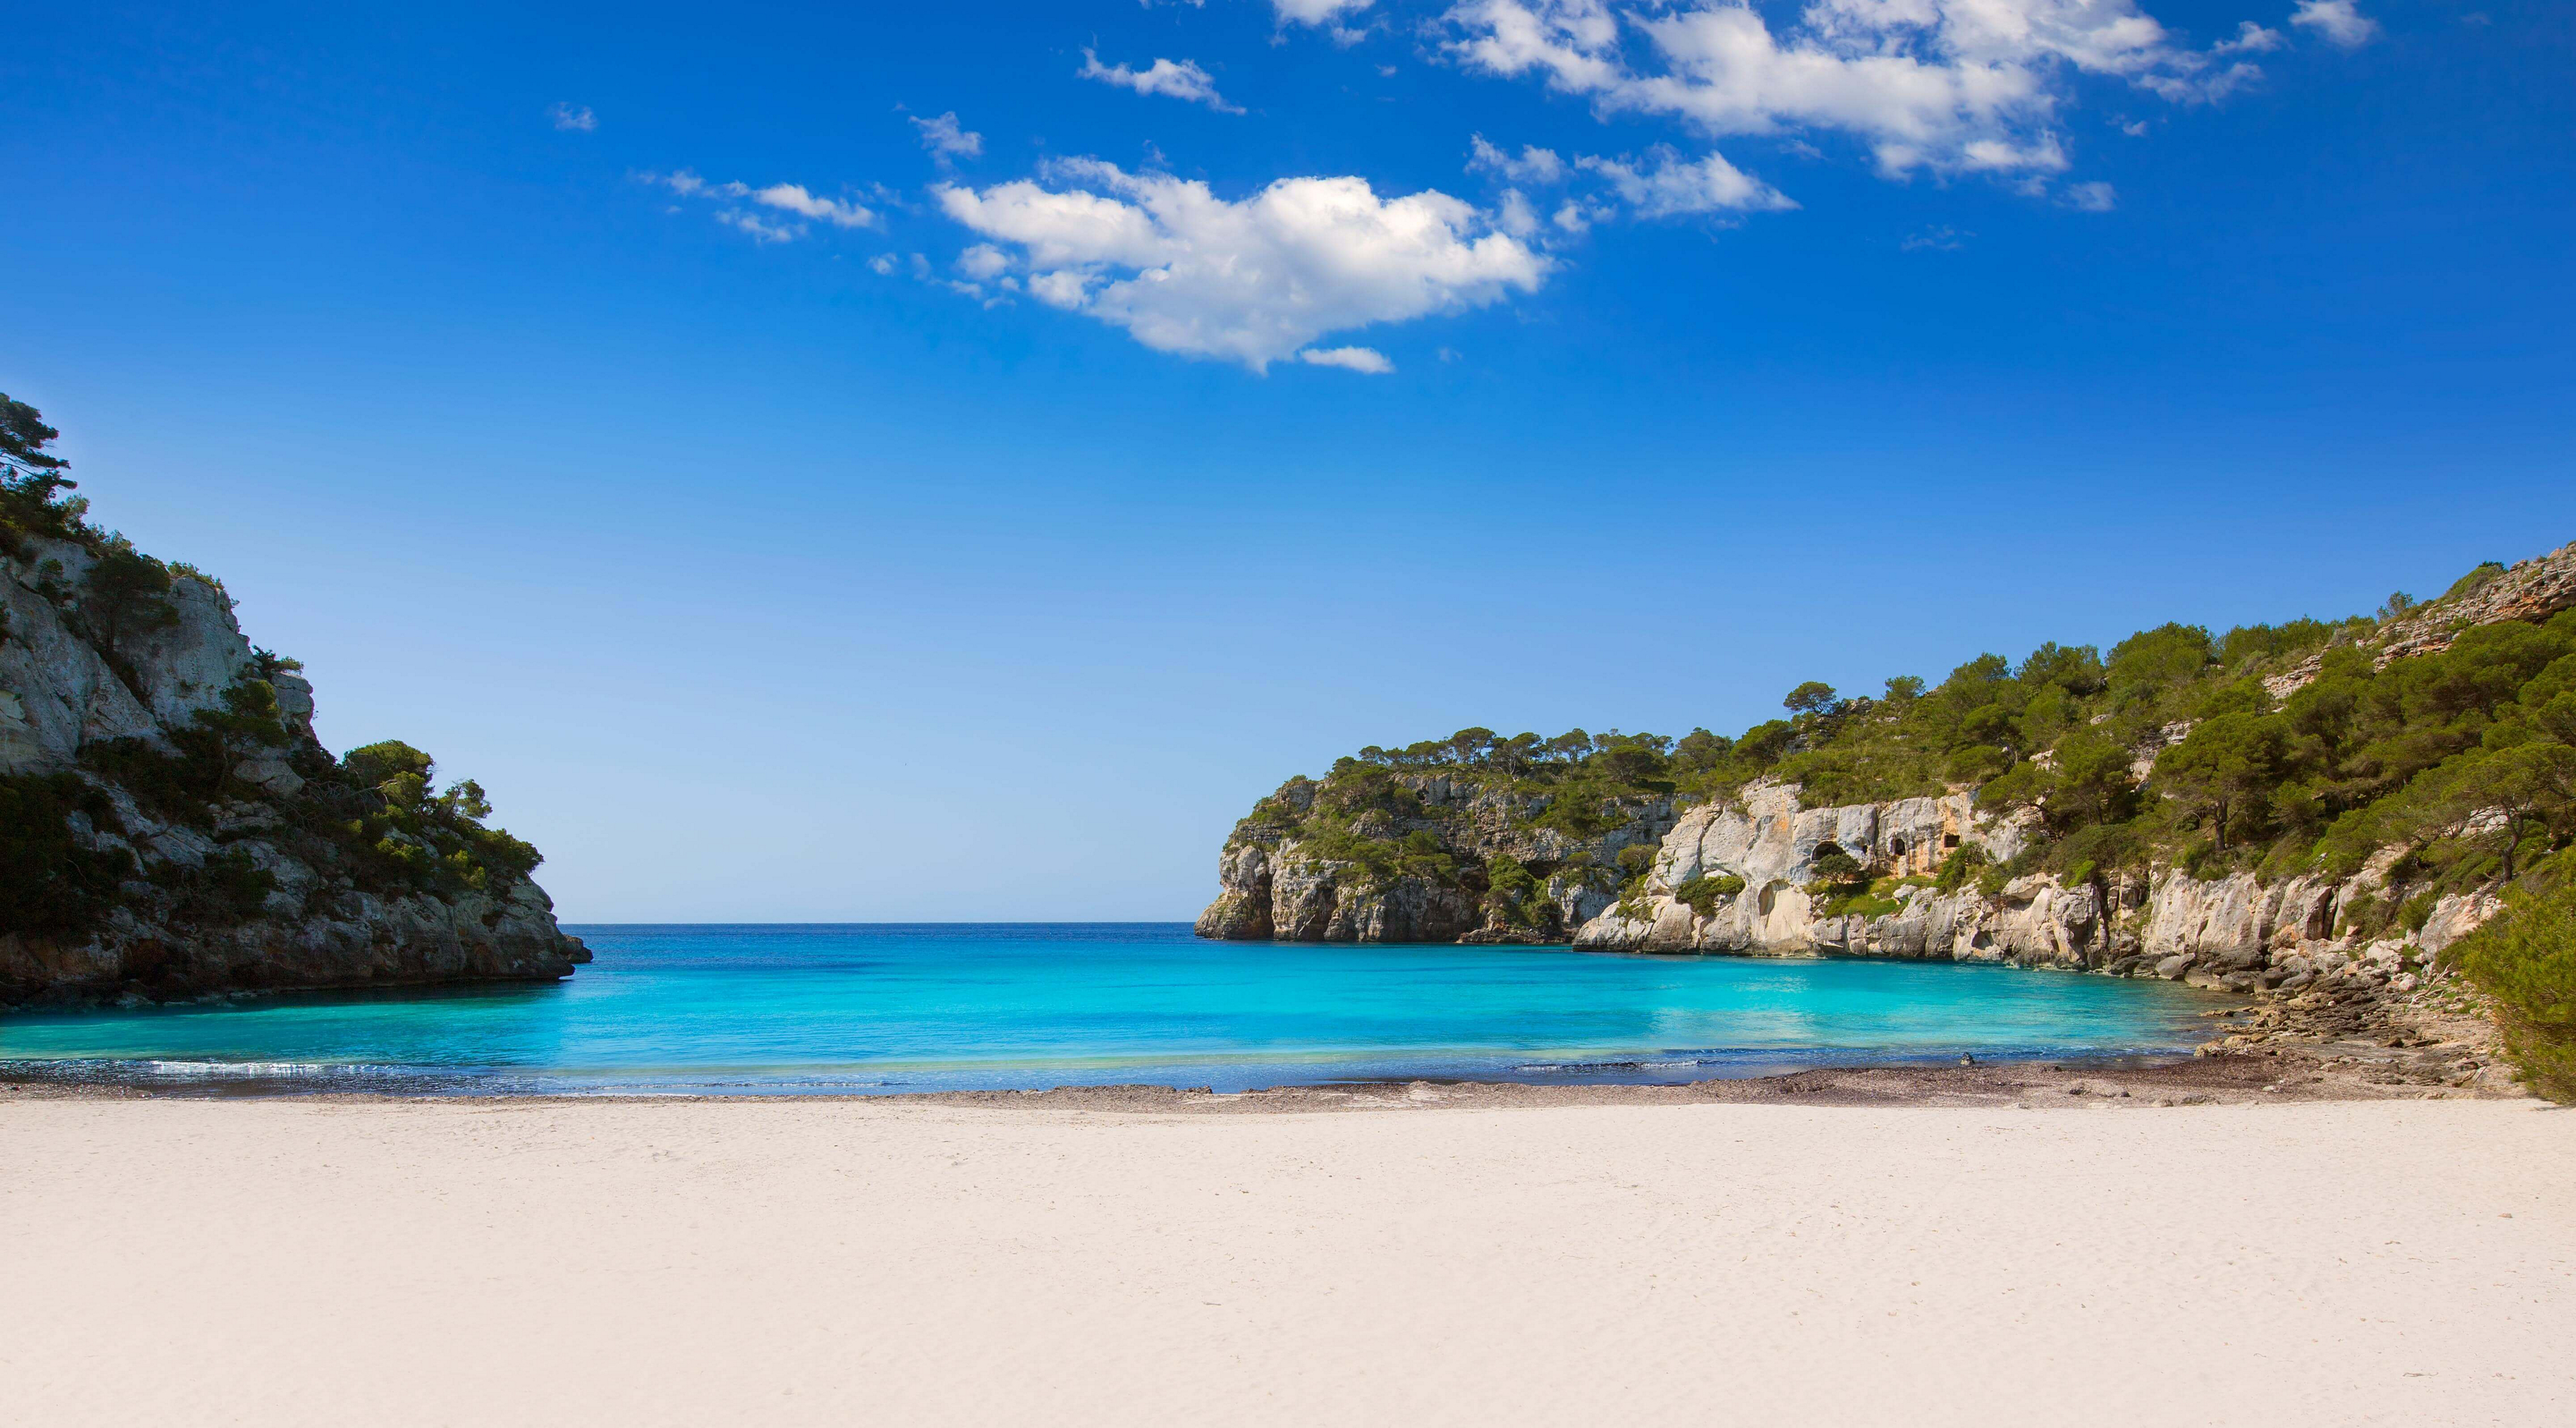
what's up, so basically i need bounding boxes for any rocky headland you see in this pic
[1,398,584,1008]
[1199,541,2576,1094]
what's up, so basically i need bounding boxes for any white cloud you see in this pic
[2214,20,2283,52]
[956,243,1012,280]
[934,160,1548,370]
[1474,132,1785,227]
[718,210,804,244]
[1446,0,1625,92]
[1275,0,1374,24]
[1577,146,1795,216]
[1079,51,1244,113]
[911,111,984,163]
[2290,0,2379,48]
[867,254,898,275]
[751,183,875,228]
[2064,179,2118,210]
[643,170,876,241]
[1299,346,1396,373]
[1468,134,1568,184]
[550,103,597,132]
[1441,0,2310,189]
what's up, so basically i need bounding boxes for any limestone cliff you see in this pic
[1,525,586,1008]
[1195,768,1674,944]
[1568,779,2491,1000]
[1199,539,2576,1017]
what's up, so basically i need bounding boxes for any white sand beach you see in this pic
[5,1094,2570,1427]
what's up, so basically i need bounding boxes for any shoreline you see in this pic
[3,957,2517,1107]
[0,1041,2519,1111]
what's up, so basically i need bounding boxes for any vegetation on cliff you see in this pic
[1,396,556,970]
[1221,544,2576,1090]
[1238,590,2571,911]
[2449,881,2576,1101]
[1216,728,1690,939]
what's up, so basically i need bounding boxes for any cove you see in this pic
[0,923,2235,1095]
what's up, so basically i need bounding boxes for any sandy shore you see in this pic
[5,1090,2571,1427]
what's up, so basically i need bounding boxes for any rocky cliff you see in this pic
[1195,768,1672,944]
[1197,540,2576,1025]
[1567,778,2493,997]
[1,431,586,1007]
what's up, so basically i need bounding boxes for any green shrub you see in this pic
[1933,844,1988,892]
[0,774,134,939]
[2443,562,2508,602]
[80,732,228,826]
[343,740,435,790]
[82,539,179,654]
[2451,881,2576,1102]
[1823,895,1905,919]
[1811,844,1864,883]
[1945,744,2009,782]
[2400,891,2438,934]
[1674,874,1743,917]
[1819,876,1907,919]
[148,847,276,925]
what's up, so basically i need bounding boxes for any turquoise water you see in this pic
[0,924,2230,1094]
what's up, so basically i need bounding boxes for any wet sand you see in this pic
[4,1078,2569,1427]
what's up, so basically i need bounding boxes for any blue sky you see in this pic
[3,0,2570,920]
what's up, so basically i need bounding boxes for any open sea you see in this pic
[0,923,2234,1095]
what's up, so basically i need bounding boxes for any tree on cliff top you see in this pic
[2411,742,2576,883]
[0,395,69,480]
[0,394,85,540]
[2155,713,2286,852]
[1783,681,1839,717]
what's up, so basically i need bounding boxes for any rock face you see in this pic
[2379,541,2576,664]
[1197,542,2576,998]
[2267,540,2576,699]
[1195,772,1673,944]
[0,538,253,768]
[1196,761,2507,995]
[1,533,586,1008]
[1564,780,2489,999]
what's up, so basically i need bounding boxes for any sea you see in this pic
[0,923,2232,1095]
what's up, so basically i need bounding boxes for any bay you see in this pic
[0,923,2230,1094]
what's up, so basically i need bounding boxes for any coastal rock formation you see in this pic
[2267,540,2576,699]
[1181,538,2576,1094]
[1195,770,1673,944]
[1202,539,2576,997]
[1,531,586,1008]
[1569,780,2489,1000]
[1199,756,2508,999]
[2379,541,2576,662]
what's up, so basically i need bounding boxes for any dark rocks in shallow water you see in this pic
[1455,926,1564,946]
